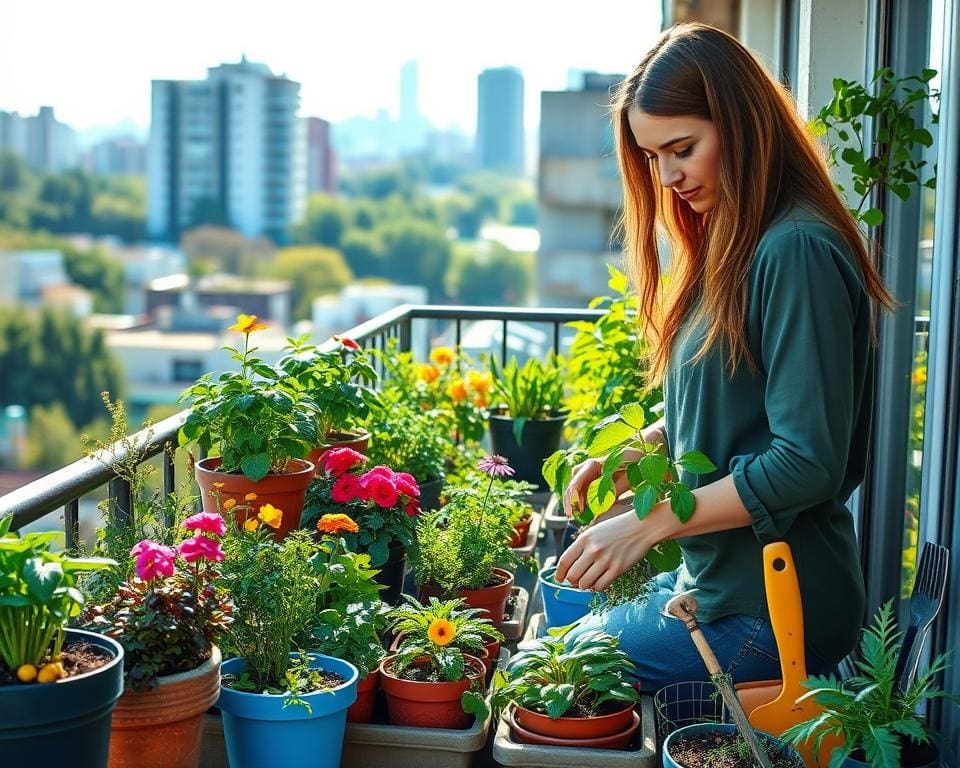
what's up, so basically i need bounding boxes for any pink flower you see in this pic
[477,455,515,478]
[331,473,363,503]
[178,534,225,563]
[131,540,176,581]
[362,473,400,508]
[404,500,420,517]
[395,472,420,498]
[322,447,366,477]
[182,512,227,537]
[363,465,396,481]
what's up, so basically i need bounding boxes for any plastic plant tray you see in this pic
[498,586,530,641]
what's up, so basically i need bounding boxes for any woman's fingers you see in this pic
[562,459,601,517]
[554,533,584,583]
[572,560,608,592]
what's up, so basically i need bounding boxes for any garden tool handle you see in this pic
[762,542,808,688]
[664,592,723,677]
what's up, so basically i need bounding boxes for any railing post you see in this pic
[64,499,79,551]
[163,445,176,528]
[399,316,412,354]
[108,476,133,531]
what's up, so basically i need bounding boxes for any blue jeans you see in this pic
[562,569,832,694]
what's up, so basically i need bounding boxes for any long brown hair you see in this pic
[614,23,894,384]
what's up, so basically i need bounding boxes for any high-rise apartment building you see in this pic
[0,106,77,172]
[147,56,306,243]
[476,67,524,175]
[304,117,336,194]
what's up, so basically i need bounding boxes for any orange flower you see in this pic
[427,618,456,646]
[447,380,468,403]
[429,347,455,366]
[213,482,226,490]
[245,492,258,502]
[222,498,237,511]
[244,518,260,532]
[228,313,268,334]
[257,504,283,529]
[419,364,440,383]
[317,513,360,535]
[474,392,488,408]
[467,370,493,394]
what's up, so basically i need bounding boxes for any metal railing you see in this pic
[0,304,602,541]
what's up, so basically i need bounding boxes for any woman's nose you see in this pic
[658,159,683,187]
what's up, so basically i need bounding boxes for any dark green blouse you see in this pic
[663,206,872,664]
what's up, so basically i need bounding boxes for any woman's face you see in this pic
[627,106,721,214]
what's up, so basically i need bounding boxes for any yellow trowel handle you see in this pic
[763,542,808,689]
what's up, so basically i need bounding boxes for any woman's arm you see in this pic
[554,473,752,591]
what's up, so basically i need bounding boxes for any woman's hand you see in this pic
[554,508,654,592]
[561,458,602,518]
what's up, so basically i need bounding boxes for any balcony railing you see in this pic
[0,305,602,543]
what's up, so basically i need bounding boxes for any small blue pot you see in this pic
[538,565,602,629]
[662,723,803,768]
[217,653,359,768]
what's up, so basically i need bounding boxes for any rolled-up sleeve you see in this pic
[730,230,862,542]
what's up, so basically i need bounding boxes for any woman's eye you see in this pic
[675,146,693,159]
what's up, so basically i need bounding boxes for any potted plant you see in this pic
[307,513,391,724]
[663,723,804,768]
[388,595,504,680]
[411,456,533,625]
[178,314,321,540]
[379,596,489,729]
[83,512,233,768]
[485,353,567,490]
[216,507,358,768]
[276,334,383,470]
[301,447,421,604]
[782,600,949,768]
[491,627,641,749]
[0,516,122,767]
[363,393,449,513]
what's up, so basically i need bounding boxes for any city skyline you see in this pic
[1,0,663,139]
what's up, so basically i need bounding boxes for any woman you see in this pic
[555,23,893,691]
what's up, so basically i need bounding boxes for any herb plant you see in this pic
[363,394,448,484]
[486,353,566,443]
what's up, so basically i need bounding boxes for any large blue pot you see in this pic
[0,627,124,767]
[538,564,602,629]
[662,723,803,768]
[842,741,940,768]
[217,653,359,768]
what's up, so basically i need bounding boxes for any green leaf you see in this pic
[460,689,489,720]
[645,539,682,572]
[24,557,63,603]
[632,485,659,520]
[607,266,628,294]
[676,450,717,475]
[587,477,616,515]
[639,454,669,486]
[543,683,575,718]
[240,453,271,482]
[620,402,646,430]
[669,486,696,523]
[512,417,528,446]
[861,208,884,227]
[587,421,636,457]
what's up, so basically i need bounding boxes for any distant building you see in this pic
[0,250,71,307]
[87,135,147,176]
[147,56,307,244]
[476,67,524,175]
[0,106,78,172]
[304,117,336,194]
[537,73,625,307]
[145,273,292,330]
[312,283,428,344]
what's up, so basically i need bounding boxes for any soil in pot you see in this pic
[668,729,804,768]
[223,668,345,694]
[0,640,112,686]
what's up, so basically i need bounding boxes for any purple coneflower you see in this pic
[477,455,514,478]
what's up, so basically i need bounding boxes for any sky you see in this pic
[0,0,663,140]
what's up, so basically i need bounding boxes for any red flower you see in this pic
[131,540,176,580]
[363,465,396,481]
[177,535,225,564]
[182,512,227,537]
[322,447,366,477]
[404,500,420,517]
[395,471,420,498]
[362,473,399,508]
[333,335,361,350]
[331,473,363,503]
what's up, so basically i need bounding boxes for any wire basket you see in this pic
[653,680,726,742]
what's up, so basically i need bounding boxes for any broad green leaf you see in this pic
[861,208,884,227]
[676,451,717,475]
[632,485,659,520]
[587,421,636,457]
[639,454,670,486]
[512,417,528,446]
[645,540,682,572]
[587,477,616,515]
[669,486,696,523]
[620,402,646,430]
[460,689,489,720]
[24,558,63,603]
[240,453,271,482]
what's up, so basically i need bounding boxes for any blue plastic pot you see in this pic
[538,564,602,629]
[0,627,124,768]
[662,723,803,768]
[217,653,359,768]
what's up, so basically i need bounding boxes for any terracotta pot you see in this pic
[419,568,515,625]
[379,654,485,729]
[513,701,635,740]
[308,430,371,476]
[509,514,532,548]
[346,669,380,724]
[388,634,495,678]
[108,646,222,768]
[195,457,315,541]
[507,706,640,750]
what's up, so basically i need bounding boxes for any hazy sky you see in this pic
[0,0,663,137]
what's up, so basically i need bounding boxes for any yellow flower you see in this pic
[419,364,441,383]
[429,347,455,366]
[467,370,493,394]
[222,498,237,512]
[427,618,456,646]
[17,664,37,683]
[228,313,268,334]
[257,504,283,529]
[245,492,258,502]
[213,482,226,490]
[37,662,65,683]
[244,518,260,532]
[317,513,360,535]
[913,367,927,388]
[474,392,488,408]
[447,380,468,403]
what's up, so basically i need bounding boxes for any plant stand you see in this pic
[340,649,509,768]
[499,586,530,641]
[492,696,657,768]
